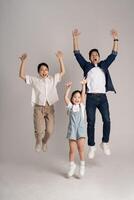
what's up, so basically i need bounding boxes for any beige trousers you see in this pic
[33,103,55,144]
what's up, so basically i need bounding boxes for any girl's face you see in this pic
[72,92,81,105]
[39,66,49,78]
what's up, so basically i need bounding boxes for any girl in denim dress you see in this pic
[64,79,86,178]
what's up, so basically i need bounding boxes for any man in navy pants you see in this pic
[72,29,118,159]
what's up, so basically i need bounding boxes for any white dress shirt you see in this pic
[26,73,61,106]
[87,64,106,93]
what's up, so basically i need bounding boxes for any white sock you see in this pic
[70,161,75,166]
[80,160,85,166]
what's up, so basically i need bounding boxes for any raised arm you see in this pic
[80,79,87,103]
[100,30,119,70]
[72,29,88,71]
[111,29,119,53]
[64,82,72,105]
[72,29,81,51]
[56,51,65,77]
[19,53,27,81]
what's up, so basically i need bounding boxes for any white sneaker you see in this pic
[42,143,47,152]
[35,143,42,152]
[100,142,111,155]
[79,162,85,178]
[67,162,76,178]
[35,138,42,152]
[88,146,96,159]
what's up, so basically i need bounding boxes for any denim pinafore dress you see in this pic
[67,104,86,140]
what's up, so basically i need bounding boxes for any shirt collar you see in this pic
[38,75,49,80]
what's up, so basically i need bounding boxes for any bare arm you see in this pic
[72,29,88,70]
[111,29,119,52]
[64,82,72,105]
[19,53,27,81]
[81,79,87,103]
[56,51,65,77]
[72,29,81,51]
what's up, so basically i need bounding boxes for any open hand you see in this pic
[111,29,118,39]
[65,81,72,88]
[56,51,63,59]
[72,29,81,37]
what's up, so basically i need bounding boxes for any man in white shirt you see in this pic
[19,51,65,152]
[72,29,118,159]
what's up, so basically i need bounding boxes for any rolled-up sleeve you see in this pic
[25,75,34,85]
[112,50,118,56]
[54,73,61,85]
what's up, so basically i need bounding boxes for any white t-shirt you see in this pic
[87,64,106,93]
[67,102,85,119]
[25,73,61,106]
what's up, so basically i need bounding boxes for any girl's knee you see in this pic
[78,146,84,153]
[69,150,75,155]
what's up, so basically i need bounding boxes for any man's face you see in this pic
[89,51,100,64]
[39,66,49,78]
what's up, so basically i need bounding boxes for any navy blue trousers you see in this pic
[86,93,111,146]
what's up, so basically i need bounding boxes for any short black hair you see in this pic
[37,63,49,73]
[89,49,100,59]
[70,90,81,104]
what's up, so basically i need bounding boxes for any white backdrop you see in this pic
[0,0,134,198]
[0,1,134,200]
